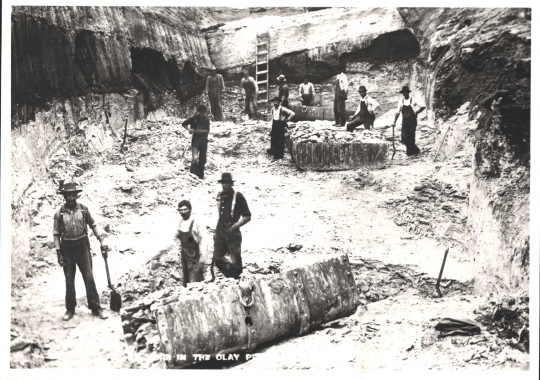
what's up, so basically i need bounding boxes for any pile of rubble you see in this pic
[288,122,387,144]
[383,176,468,238]
[475,294,529,353]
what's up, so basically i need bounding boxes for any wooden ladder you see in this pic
[256,32,269,110]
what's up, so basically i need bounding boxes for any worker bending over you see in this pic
[182,105,210,179]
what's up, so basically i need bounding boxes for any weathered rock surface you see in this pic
[206,7,418,81]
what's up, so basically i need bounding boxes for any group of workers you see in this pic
[53,171,251,321]
[53,67,427,322]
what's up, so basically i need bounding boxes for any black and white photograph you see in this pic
[1,2,538,377]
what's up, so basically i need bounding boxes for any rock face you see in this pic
[11,6,214,123]
[206,7,419,81]
[398,7,530,294]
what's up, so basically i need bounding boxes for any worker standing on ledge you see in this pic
[299,78,315,106]
[182,105,210,179]
[241,70,259,120]
[213,173,251,279]
[276,75,290,108]
[268,96,295,160]
[176,200,209,287]
[391,85,426,156]
[346,86,380,132]
[333,70,349,127]
[53,182,109,321]
[205,68,225,121]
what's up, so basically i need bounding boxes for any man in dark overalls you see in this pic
[205,68,226,121]
[213,173,252,279]
[269,96,295,160]
[176,200,208,286]
[182,105,210,179]
[392,86,426,156]
[53,182,109,321]
[277,75,290,108]
[346,86,380,132]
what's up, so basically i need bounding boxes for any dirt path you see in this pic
[11,118,528,370]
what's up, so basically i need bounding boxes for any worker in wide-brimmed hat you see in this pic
[205,68,225,121]
[213,173,252,279]
[182,104,210,179]
[346,85,380,132]
[241,70,259,119]
[268,96,295,159]
[276,75,290,108]
[391,85,426,156]
[53,182,109,321]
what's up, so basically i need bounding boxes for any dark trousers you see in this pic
[301,94,313,106]
[270,120,287,159]
[61,238,101,312]
[190,141,207,178]
[208,91,223,121]
[346,114,375,131]
[244,94,258,116]
[181,251,204,287]
[334,97,347,126]
[401,118,421,155]
[213,222,243,279]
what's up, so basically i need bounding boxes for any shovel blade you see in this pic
[110,289,122,312]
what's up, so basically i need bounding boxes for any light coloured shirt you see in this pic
[299,82,315,95]
[53,203,96,241]
[241,76,259,96]
[271,106,295,121]
[336,73,349,94]
[177,214,208,263]
[396,96,426,114]
[353,95,380,116]
[205,74,225,94]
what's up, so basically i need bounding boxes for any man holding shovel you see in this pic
[53,182,109,321]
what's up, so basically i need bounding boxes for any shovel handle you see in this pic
[103,257,113,288]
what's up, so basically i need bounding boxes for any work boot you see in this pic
[197,163,205,179]
[62,309,75,321]
[92,309,108,320]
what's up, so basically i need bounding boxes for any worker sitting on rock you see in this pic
[346,86,380,132]
[205,68,226,121]
[213,173,251,279]
[268,96,295,160]
[277,75,290,108]
[53,182,109,321]
[241,70,259,120]
[182,104,210,179]
[299,78,315,106]
[176,200,209,287]
[333,70,349,127]
[391,85,426,156]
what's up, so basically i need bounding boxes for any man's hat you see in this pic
[358,85,368,92]
[277,75,286,82]
[218,173,235,183]
[197,104,207,113]
[399,86,412,94]
[58,182,83,194]
[270,96,281,102]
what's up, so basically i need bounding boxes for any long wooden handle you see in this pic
[103,257,113,288]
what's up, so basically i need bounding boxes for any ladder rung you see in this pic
[256,61,268,65]
[258,89,268,94]
[257,99,268,103]
[257,80,268,85]
[257,50,269,55]
[257,42,268,46]
[257,70,268,75]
